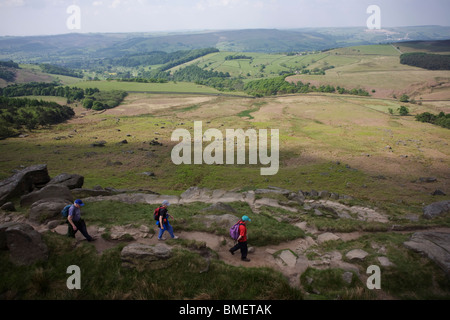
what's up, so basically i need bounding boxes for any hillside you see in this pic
[0,37,449,302]
[1,26,449,65]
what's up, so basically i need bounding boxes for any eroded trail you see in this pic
[49,222,368,288]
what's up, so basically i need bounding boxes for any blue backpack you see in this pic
[61,205,72,218]
[229,221,243,240]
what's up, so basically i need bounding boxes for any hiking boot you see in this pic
[241,258,251,262]
[229,249,234,255]
[172,236,179,239]
[158,237,166,241]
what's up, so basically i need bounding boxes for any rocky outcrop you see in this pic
[0,164,50,206]
[20,184,73,207]
[47,173,84,190]
[403,231,450,277]
[0,222,48,265]
[423,200,450,219]
[28,199,72,223]
[121,243,172,271]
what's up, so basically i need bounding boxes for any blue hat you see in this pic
[74,199,84,206]
[242,215,251,222]
[162,200,170,206]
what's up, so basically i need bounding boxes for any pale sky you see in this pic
[0,0,449,36]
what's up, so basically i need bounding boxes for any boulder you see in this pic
[20,184,73,207]
[276,250,297,268]
[28,199,72,223]
[317,232,341,244]
[403,231,450,276]
[318,191,330,199]
[254,186,291,196]
[1,202,16,212]
[288,192,305,204]
[121,243,172,271]
[0,222,18,250]
[431,189,446,196]
[109,224,151,240]
[310,190,319,197]
[0,222,48,265]
[91,140,107,147]
[47,173,84,189]
[423,200,450,219]
[377,256,395,267]
[0,164,50,206]
[345,249,369,261]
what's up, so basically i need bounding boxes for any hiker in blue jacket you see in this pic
[67,199,94,242]
[156,200,179,241]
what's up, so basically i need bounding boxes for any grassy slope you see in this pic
[1,43,449,300]
[1,92,448,209]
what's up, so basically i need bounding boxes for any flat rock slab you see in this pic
[121,243,172,271]
[345,249,369,261]
[404,231,450,276]
[317,232,341,244]
[277,250,298,268]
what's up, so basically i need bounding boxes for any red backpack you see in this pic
[153,206,167,223]
[153,206,162,221]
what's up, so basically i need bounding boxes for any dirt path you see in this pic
[50,222,355,288]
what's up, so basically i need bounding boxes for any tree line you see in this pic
[40,64,84,78]
[0,82,127,111]
[106,48,219,69]
[400,52,450,70]
[0,96,75,138]
[82,90,128,111]
[0,60,20,82]
[415,111,450,129]
[225,55,253,60]
[0,82,88,103]
[158,48,219,72]
[243,75,370,97]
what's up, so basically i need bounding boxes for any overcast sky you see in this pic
[0,0,449,36]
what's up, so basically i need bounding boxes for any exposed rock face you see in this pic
[47,173,84,190]
[0,164,50,206]
[0,222,49,265]
[20,184,73,207]
[121,243,172,271]
[404,231,450,277]
[423,200,450,219]
[28,199,72,223]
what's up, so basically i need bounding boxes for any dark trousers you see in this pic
[230,241,248,259]
[67,219,93,241]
